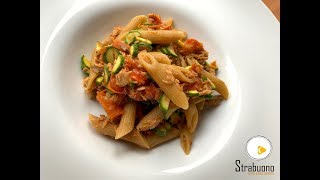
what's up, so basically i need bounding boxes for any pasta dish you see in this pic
[81,14,229,154]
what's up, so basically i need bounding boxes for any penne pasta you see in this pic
[162,64,196,83]
[139,30,187,44]
[163,18,173,27]
[81,14,229,155]
[121,129,150,149]
[205,95,224,107]
[138,52,189,109]
[89,114,150,149]
[85,48,99,95]
[116,15,147,40]
[149,52,172,64]
[115,102,137,139]
[101,36,112,46]
[102,26,123,45]
[201,69,229,99]
[91,47,96,63]
[86,70,98,93]
[93,44,107,68]
[164,103,179,120]
[89,114,114,135]
[180,127,193,155]
[196,101,205,111]
[190,97,206,105]
[136,106,164,131]
[83,77,95,99]
[184,103,199,133]
[146,127,180,148]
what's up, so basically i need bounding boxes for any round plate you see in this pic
[41,0,280,179]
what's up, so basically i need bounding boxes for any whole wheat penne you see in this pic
[89,114,115,135]
[196,101,205,111]
[86,70,98,93]
[139,30,187,44]
[116,15,147,40]
[180,126,193,155]
[190,97,206,105]
[146,127,180,148]
[136,106,164,131]
[101,26,123,45]
[85,48,99,93]
[201,69,229,99]
[101,37,112,46]
[115,102,137,139]
[83,78,95,99]
[164,103,179,120]
[205,95,224,107]
[81,14,229,155]
[163,18,173,26]
[162,64,196,83]
[149,52,171,64]
[89,114,150,148]
[92,43,107,68]
[138,52,189,109]
[90,48,96,63]
[121,129,150,149]
[184,103,199,133]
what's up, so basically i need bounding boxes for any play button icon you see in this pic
[258,146,266,154]
[246,136,272,160]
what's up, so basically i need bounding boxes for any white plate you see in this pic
[40,0,280,179]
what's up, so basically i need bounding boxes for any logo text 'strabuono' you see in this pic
[235,160,274,173]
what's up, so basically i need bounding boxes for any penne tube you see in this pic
[146,127,180,148]
[101,37,112,46]
[86,71,98,93]
[89,114,115,135]
[164,103,179,120]
[190,97,206,105]
[116,15,147,40]
[180,126,193,155]
[136,106,164,131]
[85,48,99,94]
[163,18,173,27]
[115,102,137,139]
[196,101,205,111]
[138,52,189,109]
[139,30,187,44]
[162,64,196,83]
[205,95,224,107]
[149,52,172,64]
[201,70,229,99]
[102,26,123,45]
[92,44,107,68]
[121,129,150,149]
[89,114,150,149]
[83,77,95,99]
[184,103,199,133]
[91,47,97,63]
